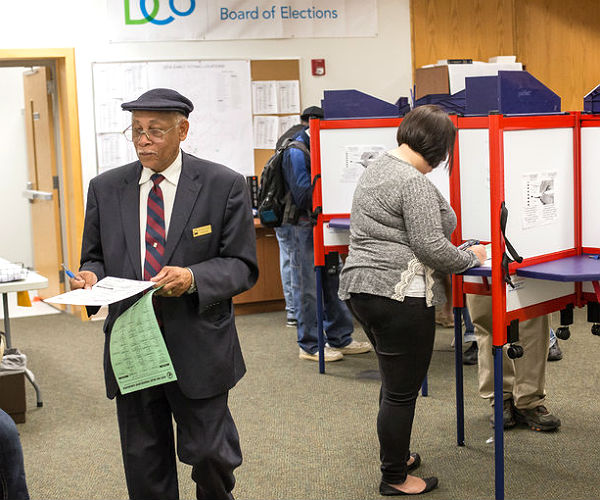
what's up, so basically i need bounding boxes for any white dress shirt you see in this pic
[139,150,182,273]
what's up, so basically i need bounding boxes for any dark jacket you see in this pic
[80,151,258,399]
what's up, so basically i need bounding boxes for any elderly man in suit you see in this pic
[69,88,258,500]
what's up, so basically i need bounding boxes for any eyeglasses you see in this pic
[123,124,178,142]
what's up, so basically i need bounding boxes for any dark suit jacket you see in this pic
[80,152,258,400]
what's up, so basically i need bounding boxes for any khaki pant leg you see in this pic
[466,294,514,403]
[512,314,549,410]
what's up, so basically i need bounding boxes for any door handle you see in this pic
[23,189,53,201]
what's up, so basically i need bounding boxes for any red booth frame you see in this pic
[310,111,600,500]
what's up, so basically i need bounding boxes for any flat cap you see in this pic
[300,106,324,121]
[121,88,194,117]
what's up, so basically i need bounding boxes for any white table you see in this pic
[0,258,48,407]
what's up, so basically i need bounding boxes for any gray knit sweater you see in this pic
[338,153,480,307]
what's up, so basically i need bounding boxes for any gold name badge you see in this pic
[193,225,212,237]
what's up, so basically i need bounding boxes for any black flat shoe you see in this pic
[379,477,438,496]
[407,452,421,472]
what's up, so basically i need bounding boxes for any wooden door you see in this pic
[22,67,63,299]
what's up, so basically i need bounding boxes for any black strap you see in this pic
[500,202,523,288]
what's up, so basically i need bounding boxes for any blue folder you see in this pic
[583,84,600,113]
[465,71,561,115]
[321,90,409,119]
[414,89,466,115]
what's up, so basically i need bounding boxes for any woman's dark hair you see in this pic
[396,104,456,171]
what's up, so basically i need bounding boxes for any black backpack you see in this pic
[275,124,305,149]
[257,137,309,228]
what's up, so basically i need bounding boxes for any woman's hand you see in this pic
[468,244,487,265]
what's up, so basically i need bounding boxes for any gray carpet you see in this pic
[8,307,600,499]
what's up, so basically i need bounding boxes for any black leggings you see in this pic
[346,293,436,484]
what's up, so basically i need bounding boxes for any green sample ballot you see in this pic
[110,288,176,394]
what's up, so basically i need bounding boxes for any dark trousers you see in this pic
[0,409,29,500]
[346,294,435,484]
[116,383,242,500]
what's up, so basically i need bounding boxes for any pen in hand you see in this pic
[62,264,84,282]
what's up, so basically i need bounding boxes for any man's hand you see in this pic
[151,266,192,297]
[69,271,98,290]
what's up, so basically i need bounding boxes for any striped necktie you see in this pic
[143,174,166,280]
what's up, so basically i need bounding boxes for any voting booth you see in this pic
[310,109,600,500]
[309,116,450,375]
[450,111,600,500]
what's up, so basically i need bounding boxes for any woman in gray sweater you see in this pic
[339,105,486,496]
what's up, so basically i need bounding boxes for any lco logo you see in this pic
[125,0,196,25]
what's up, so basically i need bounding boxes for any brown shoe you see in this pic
[490,398,516,429]
[514,405,561,432]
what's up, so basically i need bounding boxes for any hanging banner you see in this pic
[107,0,378,41]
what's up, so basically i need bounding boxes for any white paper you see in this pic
[253,115,279,149]
[252,81,278,114]
[446,61,523,94]
[278,115,300,137]
[343,145,387,183]
[522,171,558,229]
[44,277,154,306]
[277,81,300,114]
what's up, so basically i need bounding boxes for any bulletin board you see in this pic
[92,59,255,176]
[251,59,301,177]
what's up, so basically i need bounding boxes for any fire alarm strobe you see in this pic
[311,59,326,76]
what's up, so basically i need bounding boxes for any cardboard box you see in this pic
[0,372,26,423]
[415,62,523,101]
[415,66,450,100]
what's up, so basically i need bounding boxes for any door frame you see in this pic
[0,48,84,309]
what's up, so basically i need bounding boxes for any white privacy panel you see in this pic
[319,125,450,214]
[322,222,350,247]
[426,163,450,203]
[319,127,398,214]
[506,276,574,312]
[503,128,574,259]
[581,127,600,248]
[458,128,491,241]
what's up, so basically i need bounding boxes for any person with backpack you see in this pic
[280,106,372,362]
[271,112,313,327]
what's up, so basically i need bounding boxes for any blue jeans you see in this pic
[0,409,29,500]
[289,224,354,353]
[463,307,476,343]
[274,224,295,320]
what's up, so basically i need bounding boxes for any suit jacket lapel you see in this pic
[120,163,143,280]
[164,153,203,265]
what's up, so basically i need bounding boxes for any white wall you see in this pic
[0,0,412,197]
[0,67,33,267]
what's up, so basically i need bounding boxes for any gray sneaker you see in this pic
[547,340,563,361]
[514,405,561,432]
[299,347,343,362]
[327,340,373,355]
